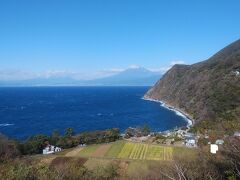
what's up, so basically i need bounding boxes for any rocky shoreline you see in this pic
[142,96,194,129]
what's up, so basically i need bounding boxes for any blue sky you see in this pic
[0,0,240,80]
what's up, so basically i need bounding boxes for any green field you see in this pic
[78,144,100,157]
[104,140,126,158]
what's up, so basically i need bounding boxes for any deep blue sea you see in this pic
[0,87,187,140]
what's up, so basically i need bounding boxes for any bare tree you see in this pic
[223,137,240,178]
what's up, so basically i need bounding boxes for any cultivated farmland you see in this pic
[74,141,197,162]
[117,142,172,160]
[104,140,126,158]
[77,144,100,157]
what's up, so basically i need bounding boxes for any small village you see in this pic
[122,126,240,154]
[123,126,197,147]
[41,123,240,156]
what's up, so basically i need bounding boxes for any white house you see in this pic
[210,144,218,154]
[175,129,186,138]
[184,133,197,147]
[185,137,197,147]
[234,131,240,137]
[231,70,240,77]
[184,132,195,138]
[43,145,62,155]
[215,139,224,145]
[235,71,240,76]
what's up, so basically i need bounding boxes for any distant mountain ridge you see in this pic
[0,67,161,86]
[145,39,240,132]
[87,67,160,86]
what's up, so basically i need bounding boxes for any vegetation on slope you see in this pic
[1,136,240,179]
[145,39,240,133]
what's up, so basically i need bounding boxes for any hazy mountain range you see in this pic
[0,67,161,86]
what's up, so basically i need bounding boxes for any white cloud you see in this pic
[86,68,125,80]
[0,69,37,80]
[128,64,141,69]
[0,61,187,81]
[170,60,185,66]
[87,65,142,80]
[39,70,78,78]
[148,61,186,74]
[107,68,125,73]
[0,69,82,81]
[148,67,171,74]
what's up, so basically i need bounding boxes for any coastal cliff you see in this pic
[145,39,240,132]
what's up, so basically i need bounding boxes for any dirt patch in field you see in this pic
[65,147,83,157]
[91,144,112,157]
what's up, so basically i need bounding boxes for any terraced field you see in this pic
[77,141,174,161]
[117,142,172,160]
[146,145,173,160]
[105,141,126,158]
[40,141,196,177]
[72,141,197,162]
[117,142,135,158]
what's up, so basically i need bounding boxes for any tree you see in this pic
[223,137,240,178]
[64,128,74,138]
[21,134,49,154]
[50,130,61,145]
[0,133,20,160]
[142,124,151,136]
[0,133,8,157]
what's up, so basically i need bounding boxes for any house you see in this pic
[231,70,240,77]
[215,139,224,145]
[210,144,218,154]
[161,130,171,137]
[185,137,197,147]
[204,135,209,139]
[184,132,197,147]
[234,70,240,76]
[165,138,174,145]
[174,129,186,138]
[79,144,86,147]
[184,132,195,138]
[234,131,240,137]
[43,145,62,155]
[173,140,185,146]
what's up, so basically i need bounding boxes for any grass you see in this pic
[50,157,88,168]
[104,141,126,158]
[127,160,172,177]
[127,160,150,176]
[173,146,197,160]
[78,145,100,157]
[84,159,112,170]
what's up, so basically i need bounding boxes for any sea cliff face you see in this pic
[145,39,240,131]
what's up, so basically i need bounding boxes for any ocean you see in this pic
[0,86,187,140]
